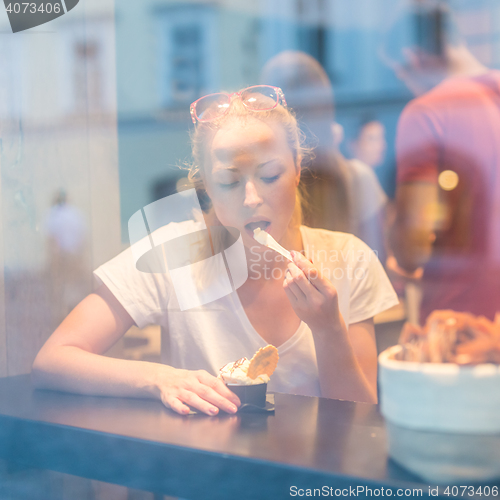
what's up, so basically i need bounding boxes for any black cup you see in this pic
[227,383,267,407]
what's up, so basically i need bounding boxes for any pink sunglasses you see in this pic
[190,85,287,124]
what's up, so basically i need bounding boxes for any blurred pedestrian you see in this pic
[45,189,88,325]
[382,2,500,322]
[349,116,387,170]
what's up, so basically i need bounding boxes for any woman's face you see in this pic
[203,117,300,250]
[353,121,386,168]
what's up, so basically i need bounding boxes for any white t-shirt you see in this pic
[94,223,398,397]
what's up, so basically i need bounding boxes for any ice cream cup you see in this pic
[227,382,267,408]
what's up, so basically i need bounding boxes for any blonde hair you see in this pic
[187,98,309,230]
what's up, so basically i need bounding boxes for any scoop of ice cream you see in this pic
[218,357,270,385]
[253,227,269,245]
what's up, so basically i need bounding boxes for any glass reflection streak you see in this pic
[128,188,248,311]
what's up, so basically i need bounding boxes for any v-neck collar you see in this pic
[228,226,311,353]
[230,290,308,352]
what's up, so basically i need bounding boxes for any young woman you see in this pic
[32,86,398,415]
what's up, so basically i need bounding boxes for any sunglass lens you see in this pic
[241,86,278,110]
[195,94,230,122]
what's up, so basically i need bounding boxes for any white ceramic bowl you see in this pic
[378,345,500,483]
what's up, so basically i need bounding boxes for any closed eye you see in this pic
[218,181,239,189]
[261,174,280,184]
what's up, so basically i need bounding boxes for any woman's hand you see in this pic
[283,251,346,334]
[283,251,377,403]
[155,366,241,416]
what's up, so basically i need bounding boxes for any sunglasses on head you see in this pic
[190,85,287,124]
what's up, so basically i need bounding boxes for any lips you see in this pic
[244,220,270,232]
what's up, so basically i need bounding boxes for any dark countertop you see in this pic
[0,375,443,499]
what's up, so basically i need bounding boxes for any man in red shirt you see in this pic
[383,3,500,322]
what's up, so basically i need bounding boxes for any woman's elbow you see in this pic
[31,348,49,388]
[31,344,59,389]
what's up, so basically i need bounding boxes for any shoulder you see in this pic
[399,95,436,125]
[399,77,468,121]
[300,225,354,248]
[94,219,205,327]
[348,159,385,189]
[148,219,204,241]
[300,226,370,257]
[407,72,500,111]
[300,226,398,320]
[100,219,204,273]
[348,159,372,183]
[397,95,443,148]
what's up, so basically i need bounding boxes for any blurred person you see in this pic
[261,51,388,257]
[45,189,88,326]
[382,2,500,322]
[347,115,390,264]
[348,116,387,170]
[346,115,416,291]
[261,51,351,234]
[33,85,398,413]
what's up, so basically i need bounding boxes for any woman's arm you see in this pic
[283,252,377,403]
[32,284,240,415]
[313,319,377,403]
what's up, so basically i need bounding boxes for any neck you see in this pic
[446,44,489,78]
